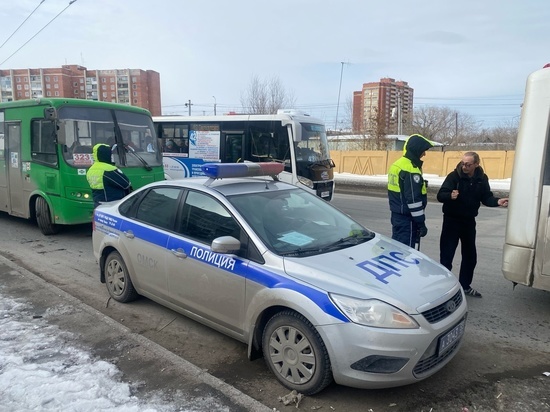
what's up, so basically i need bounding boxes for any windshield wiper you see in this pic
[278,231,374,257]
[278,247,323,257]
[126,146,152,171]
[320,231,375,251]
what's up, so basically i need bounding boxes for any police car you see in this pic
[92,162,467,395]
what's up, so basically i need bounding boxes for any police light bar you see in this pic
[201,162,284,179]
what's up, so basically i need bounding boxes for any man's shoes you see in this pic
[464,287,482,298]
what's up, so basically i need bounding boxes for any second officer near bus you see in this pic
[387,134,434,247]
[87,143,132,208]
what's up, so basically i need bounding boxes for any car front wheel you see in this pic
[104,251,138,303]
[262,310,333,395]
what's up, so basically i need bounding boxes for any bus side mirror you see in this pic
[44,107,57,120]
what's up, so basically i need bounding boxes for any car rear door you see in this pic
[118,186,182,301]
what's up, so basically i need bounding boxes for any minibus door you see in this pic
[0,113,6,213]
[223,132,245,163]
[5,122,25,217]
[534,185,550,285]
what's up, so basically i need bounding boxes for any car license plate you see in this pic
[321,191,330,198]
[438,319,465,354]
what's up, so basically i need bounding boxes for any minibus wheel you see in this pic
[35,197,59,235]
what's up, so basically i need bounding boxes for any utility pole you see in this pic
[397,92,403,135]
[184,99,192,116]
[212,96,217,115]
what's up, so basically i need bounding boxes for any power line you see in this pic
[0,0,46,50]
[415,95,524,101]
[0,0,78,66]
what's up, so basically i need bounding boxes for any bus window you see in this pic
[31,119,58,166]
[251,132,276,161]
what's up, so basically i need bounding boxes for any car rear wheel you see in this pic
[262,310,333,395]
[104,251,138,302]
[35,197,59,235]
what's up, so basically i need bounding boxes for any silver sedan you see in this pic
[92,162,467,395]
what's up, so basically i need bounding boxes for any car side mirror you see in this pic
[211,236,241,254]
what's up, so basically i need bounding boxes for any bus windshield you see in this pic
[295,122,331,163]
[58,106,162,168]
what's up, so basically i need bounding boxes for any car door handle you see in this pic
[123,230,135,239]
[171,248,187,258]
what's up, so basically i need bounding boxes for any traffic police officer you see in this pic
[86,143,132,208]
[387,134,434,247]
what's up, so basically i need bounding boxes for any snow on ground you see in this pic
[0,294,231,412]
[335,173,511,191]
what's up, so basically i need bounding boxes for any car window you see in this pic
[135,187,182,230]
[178,191,241,245]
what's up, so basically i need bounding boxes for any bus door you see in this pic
[0,112,6,212]
[5,122,25,217]
[223,132,244,163]
[534,168,550,289]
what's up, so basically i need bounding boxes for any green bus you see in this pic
[0,98,164,235]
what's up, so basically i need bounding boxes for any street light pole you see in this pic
[212,96,217,115]
[334,62,346,132]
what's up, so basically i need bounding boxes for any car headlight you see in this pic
[330,293,419,329]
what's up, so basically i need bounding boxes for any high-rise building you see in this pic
[0,64,161,116]
[352,78,413,135]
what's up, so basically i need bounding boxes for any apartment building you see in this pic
[352,78,413,136]
[0,64,161,116]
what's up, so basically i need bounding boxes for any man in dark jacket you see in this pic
[86,143,132,208]
[387,134,434,247]
[437,151,508,298]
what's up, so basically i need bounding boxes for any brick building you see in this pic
[352,78,413,135]
[0,65,161,116]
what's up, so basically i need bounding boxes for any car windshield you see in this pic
[228,188,374,256]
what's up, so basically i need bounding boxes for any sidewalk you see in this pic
[0,255,271,412]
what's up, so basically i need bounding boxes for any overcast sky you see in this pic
[2,1,548,129]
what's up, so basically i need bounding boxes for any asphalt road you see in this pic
[1,192,549,411]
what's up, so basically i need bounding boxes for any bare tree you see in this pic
[473,117,519,149]
[342,96,353,132]
[240,75,296,114]
[370,107,390,149]
[412,106,481,145]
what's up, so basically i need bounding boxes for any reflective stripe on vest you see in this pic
[86,162,118,190]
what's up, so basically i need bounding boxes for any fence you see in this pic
[330,150,515,179]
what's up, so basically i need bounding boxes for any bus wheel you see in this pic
[35,197,59,235]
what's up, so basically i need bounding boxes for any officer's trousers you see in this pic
[391,212,419,248]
